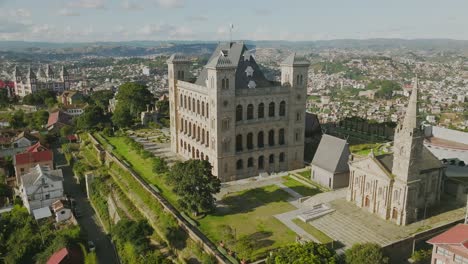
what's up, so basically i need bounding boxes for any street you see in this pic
[55,149,119,264]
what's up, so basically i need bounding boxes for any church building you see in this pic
[347,78,444,225]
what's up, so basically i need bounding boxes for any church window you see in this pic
[296,75,300,85]
[269,154,274,164]
[222,118,230,130]
[236,134,243,152]
[279,152,285,162]
[258,131,264,148]
[268,130,275,146]
[247,133,253,150]
[279,129,285,145]
[269,102,275,117]
[201,102,205,116]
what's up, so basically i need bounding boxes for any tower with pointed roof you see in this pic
[168,42,309,181]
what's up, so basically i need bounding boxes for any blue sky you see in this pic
[0,0,467,42]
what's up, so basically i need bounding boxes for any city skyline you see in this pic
[0,0,467,42]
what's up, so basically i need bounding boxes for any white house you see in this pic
[20,165,64,213]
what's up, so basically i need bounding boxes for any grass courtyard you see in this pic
[282,176,322,197]
[198,184,297,260]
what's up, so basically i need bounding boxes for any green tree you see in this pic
[32,110,49,129]
[156,99,169,117]
[115,82,153,117]
[167,160,221,215]
[8,110,26,129]
[0,89,10,108]
[153,157,169,174]
[266,242,337,264]
[235,235,255,261]
[112,219,153,254]
[345,243,388,264]
[111,105,133,128]
[90,90,114,109]
[76,105,106,131]
[60,125,74,137]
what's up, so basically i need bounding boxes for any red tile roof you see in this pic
[14,150,53,166]
[428,224,468,245]
[26,141,48,153]
[47,247,69,264]
[47,111,72,128]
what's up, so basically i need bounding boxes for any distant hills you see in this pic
[1,39,468,59]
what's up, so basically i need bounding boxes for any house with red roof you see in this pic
[427,223,468,264]
[47,110,72,133]
[47,247,82,264]
[26,141,48,152]
[14,149,53,185]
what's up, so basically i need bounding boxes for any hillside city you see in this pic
[1,2,468,264]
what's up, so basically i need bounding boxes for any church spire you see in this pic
[402,77,419,131]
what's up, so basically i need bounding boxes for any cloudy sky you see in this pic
[0,0,467,42]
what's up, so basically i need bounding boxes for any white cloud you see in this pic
[13,8,31,17]
[68,0,106,9]
[58,8,80,16]
[138,23,193,39]
[156,0,184,8]
[122,0,142,10]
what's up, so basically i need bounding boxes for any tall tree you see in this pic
[345,243,388,264]
[76,105,106,131]
[115,82,153,117]
[90,90,114,110]
[266,242,337,264]
[167,160,221,214]
[111,105,133,128]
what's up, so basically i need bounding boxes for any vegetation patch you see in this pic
[292,218,333,244]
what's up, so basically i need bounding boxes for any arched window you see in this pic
[206,131,209,147]
[180,94,183,105]
[222,79,225,89]
[226,78,230,89]
[257,131,264,148]
[201,128,205,143]
[269,154,274,164]
[296,75,300,85]
[236,134,243,152]
[268,102,275,117]
[201,102,205,116]
[184,120,187,133]
[268,129,275,146]
[247,104,254,120]
[279,101,286,116]
[258,156,264,170]
[180,118,184,132]
[279,152,285,162]
[206,103,209,118]
[192,98,195,112]
[184,95,187,108]
[279,129,285,145]
[188,122,192,135]
[258,103,264,118]
[247,133,253,150]
[236,105,243,121]
[188,97,191,111]
[197,100,200,114]
[236,159,243,170]
[300,75,303,85]
[247,157,254,168]
[192,124,196,138]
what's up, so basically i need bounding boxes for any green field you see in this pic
[292,218,333,244]
[282,176,322,197]
[198,185,297,260]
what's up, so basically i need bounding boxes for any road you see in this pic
[54,148,119,264]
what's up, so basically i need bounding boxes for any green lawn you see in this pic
[298,170,311,179]
[198,185,297,260]
[282,176,322,197]
[292,218,333,244]
[97,134,180,206]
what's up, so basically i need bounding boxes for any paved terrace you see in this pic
[308,198,465,249]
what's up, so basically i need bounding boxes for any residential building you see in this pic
[13,65,71,97]
[11,131,38,148]
[19,165,64,213]
[347,78,445,225]
[168,42,309,181]
[427,224,468,264]
[47,110,72,132]
[311,134,350,189]
[51,200,72,223]
[14,149,53,184]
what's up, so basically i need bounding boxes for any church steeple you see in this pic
[391,77,423,182]
[401,76,419,131]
